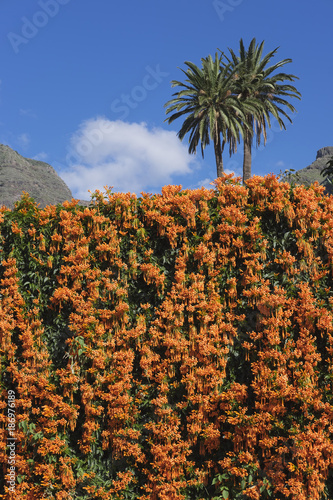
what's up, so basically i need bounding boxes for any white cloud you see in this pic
[192,177,215,190]
[275,160,286,168]
[61,118,198,199]
[19,108,37,118]
[17,133,30,148]
[33,152,48,161]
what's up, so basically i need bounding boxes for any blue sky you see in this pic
[1,0,333,201]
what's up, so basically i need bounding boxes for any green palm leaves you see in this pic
[223,38,301,183]
[164,38,301,183]
[164,52,251,177]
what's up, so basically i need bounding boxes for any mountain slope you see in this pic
[281,146,333,194]
[0,144,73,209]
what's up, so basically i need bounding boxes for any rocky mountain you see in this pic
[0,143,77,209]
[281,146,333,195]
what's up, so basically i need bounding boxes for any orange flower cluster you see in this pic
[0,176,333,499]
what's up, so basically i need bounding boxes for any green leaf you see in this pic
[18,420,28,433]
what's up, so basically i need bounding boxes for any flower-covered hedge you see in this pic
[1,173,333,500]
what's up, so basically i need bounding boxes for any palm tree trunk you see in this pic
[214,130,224,177]
[243,128,252,184]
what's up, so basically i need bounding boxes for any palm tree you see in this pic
[221,38,301,184]
[164,52,255,177]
